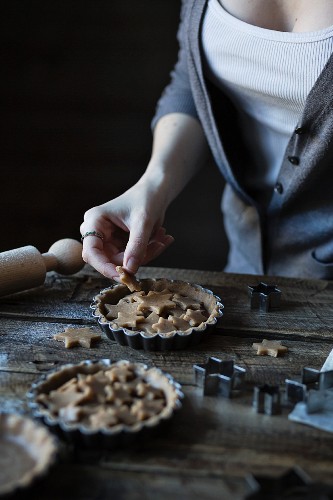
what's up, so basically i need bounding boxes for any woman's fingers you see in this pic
[81,217,121,279]
[122,215,154,273]
[123,226,174,269]
[81,203,172,277]
[82,237,118,279]
[141,233,175,264]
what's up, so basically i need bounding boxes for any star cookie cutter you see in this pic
[245,466,333,499]
[193,356,246,398]
[252,384,281,415]
[248,282,282,312]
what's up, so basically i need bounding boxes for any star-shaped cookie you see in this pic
[182,308,207,326]
[172,293,202,310]
[37,377,93,412]
[152,317,176,334]
[107,301,144,326]
[53,327,101,348]
[252,339,288,357]
[116,265,142,292]
[114,308,145,328]
[134,290,176,314]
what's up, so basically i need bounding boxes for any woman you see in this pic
[81,0,333,279]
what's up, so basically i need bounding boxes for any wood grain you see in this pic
[1,265,333,499]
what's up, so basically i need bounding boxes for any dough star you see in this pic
[53,327,101,348]
[252,339,288,357]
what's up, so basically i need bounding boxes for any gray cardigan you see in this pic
[153,0,333,279]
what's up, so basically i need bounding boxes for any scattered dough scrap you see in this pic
[116,265,142,292]
[252,339,288,357]
[53,327,101,348]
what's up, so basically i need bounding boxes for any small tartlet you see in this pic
[0,412,58,496]
[27,359,183,448]
[91,278,223,351]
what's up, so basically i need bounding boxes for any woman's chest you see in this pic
[218,0,333,32]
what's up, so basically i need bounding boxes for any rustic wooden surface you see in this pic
[1,265,333,499]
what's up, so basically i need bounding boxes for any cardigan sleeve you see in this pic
[151,0,200,130]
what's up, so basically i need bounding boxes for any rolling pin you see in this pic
[0,238,84,297]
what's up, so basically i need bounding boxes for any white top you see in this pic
[201,0,333,199]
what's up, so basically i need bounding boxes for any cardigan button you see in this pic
[288,156,300,165]
[295,127,305,135]
[274,182,283,194]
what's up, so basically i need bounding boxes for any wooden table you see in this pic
[1,265,333,499]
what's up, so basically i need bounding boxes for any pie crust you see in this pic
[0,413,58,496]
[91,278,223,350]
[28,359,183,447]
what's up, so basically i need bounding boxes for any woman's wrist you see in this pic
[136,162,176,206]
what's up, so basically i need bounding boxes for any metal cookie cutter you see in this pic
[252,384,281,415]
[285,367,333,406]
[305,387,333,415]
[302,367,333,391]
[285,379,308,405]
[248,282,282,312]
[303,368,333,414]
[193,356,246,398]
[245,466,333,499]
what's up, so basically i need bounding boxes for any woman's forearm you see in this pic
[137,112,209,207]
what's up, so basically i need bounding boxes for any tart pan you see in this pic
[27,359,183,448]
[91,278,223,351]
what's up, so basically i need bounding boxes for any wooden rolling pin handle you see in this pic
[42,238,84,275]
[0,238,84,297]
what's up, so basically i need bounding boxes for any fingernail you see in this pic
[165,235,175,245]
[126,257,139,273]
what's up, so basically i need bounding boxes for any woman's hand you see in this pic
[81,112,208,279]
[80,183,174,279]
